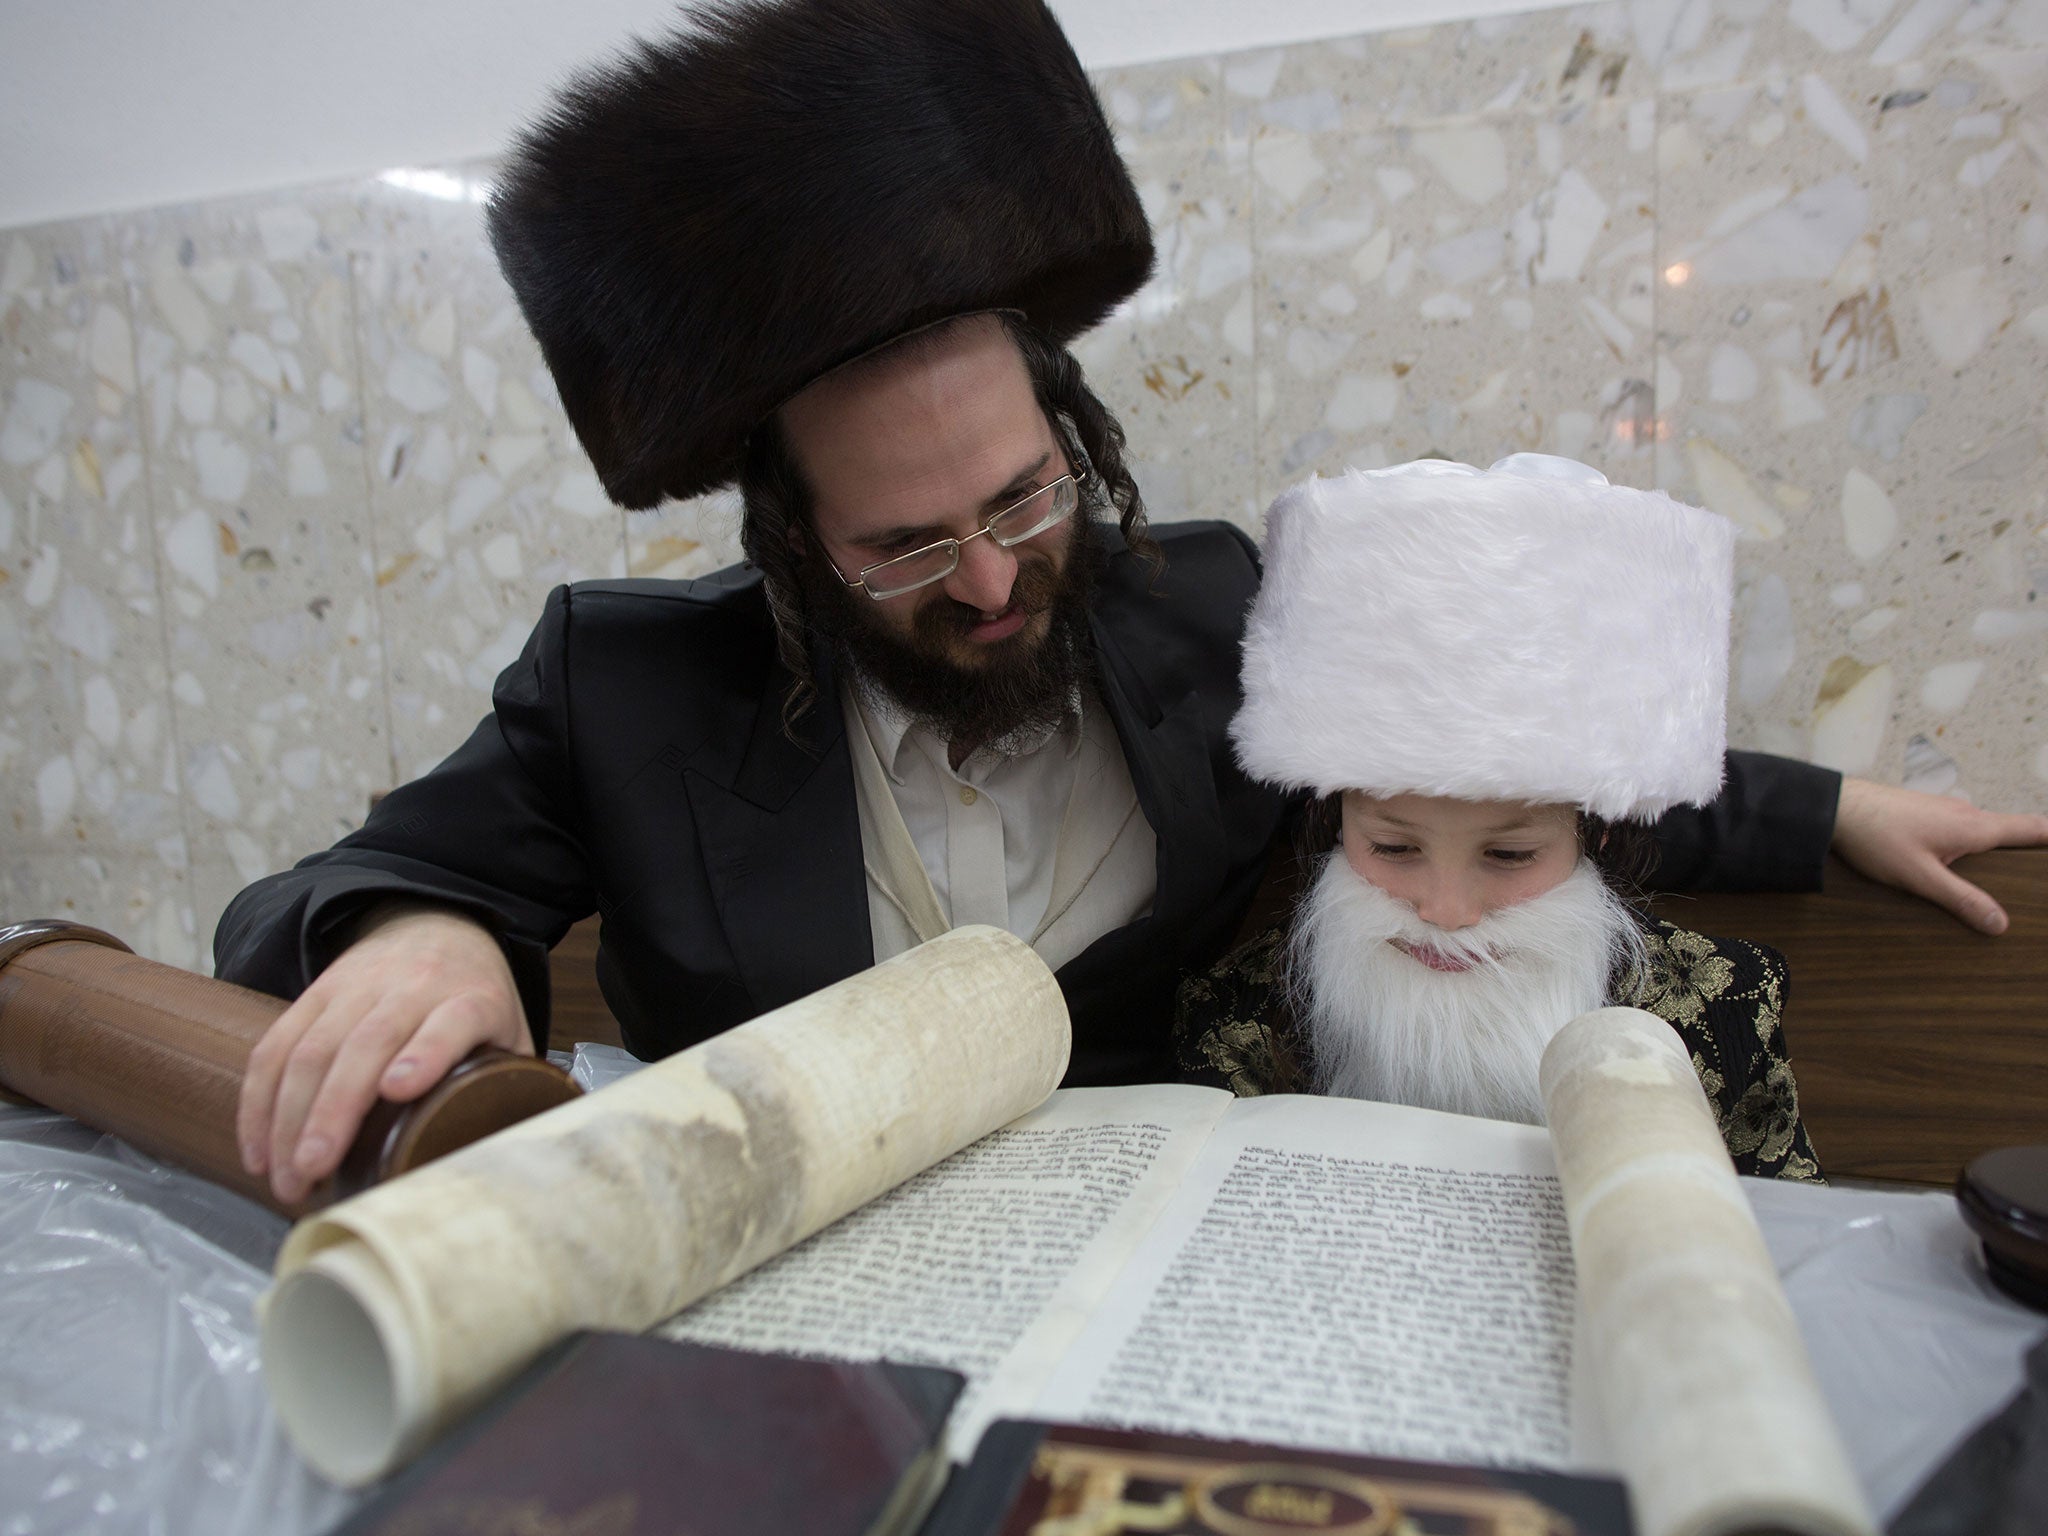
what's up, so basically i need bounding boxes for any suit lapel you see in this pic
[685,655,873,1013]
[1089,614,1226,945]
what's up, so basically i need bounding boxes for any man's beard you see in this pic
[1288,852,1648,1124]
[803,522,1102,752]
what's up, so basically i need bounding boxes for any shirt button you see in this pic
[960,787,978,806]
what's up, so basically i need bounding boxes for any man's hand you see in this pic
[1831,776,2048,934]
[238,903,531,1204]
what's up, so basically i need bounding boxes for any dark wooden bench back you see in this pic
[1647,849,2048,1185]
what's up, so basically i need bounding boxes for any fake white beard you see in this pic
[1289,852,1648,1125]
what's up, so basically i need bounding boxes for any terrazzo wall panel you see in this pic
[347,184,629,788]
[1242,12,1663,495]
[1072,59,1263,525]
[0,220,196,964]
[3,0,2044,970]
[125,195,397,964]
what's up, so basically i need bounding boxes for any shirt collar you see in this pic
[851,674,1085,785]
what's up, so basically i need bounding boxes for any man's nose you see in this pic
[942,531,1018,614]
[1413,875,1485,932]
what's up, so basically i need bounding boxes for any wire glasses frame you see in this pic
[835,474,1083,600]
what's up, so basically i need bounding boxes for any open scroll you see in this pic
[654,1010,1879,1536]
[258,924,1070,1485]
[261,936,1880,1534]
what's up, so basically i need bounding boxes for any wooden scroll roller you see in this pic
[0,919,581,1218]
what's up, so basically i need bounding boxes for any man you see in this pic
[223,0,2042,1206]
[1177,456,1820,1181]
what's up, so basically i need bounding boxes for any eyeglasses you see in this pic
[835,474,1082,601]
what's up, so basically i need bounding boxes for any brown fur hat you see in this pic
[486,0,1154,509]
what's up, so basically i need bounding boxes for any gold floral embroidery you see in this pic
[1750,954,1785,1042]
[1198,1018,1276,1099]
[1175,927,1291,1097]
[1690,1050,1725,1103]
[1723,1061,1801,1164]
[1780,1150,1821,1183]
[1639,927,1737,1027]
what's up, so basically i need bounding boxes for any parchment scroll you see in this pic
[260,924,1070,1485]
[1540,1007,1875,1536]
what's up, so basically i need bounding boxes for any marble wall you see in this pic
[4,0,2044,970]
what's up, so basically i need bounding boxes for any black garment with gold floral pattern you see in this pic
[1174,918,1823,1183]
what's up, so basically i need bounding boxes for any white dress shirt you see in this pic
[841,677,1156,972]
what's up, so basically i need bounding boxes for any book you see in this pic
[329,1331,963,1536]
[921,1420,1635,1536]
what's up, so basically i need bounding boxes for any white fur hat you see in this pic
[1231,454,1734,821]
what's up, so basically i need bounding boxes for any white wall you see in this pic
[0,0,1550,230]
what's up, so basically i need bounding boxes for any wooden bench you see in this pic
[1646,849,2047,1185]
[546,849,2048,1186]
[546,918,622,1055]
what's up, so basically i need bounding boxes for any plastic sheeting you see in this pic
[1748,1176,2045,1517]
[0,1106,357,1536]
[0,1060,2041,1534]
[0,1048,627,1535]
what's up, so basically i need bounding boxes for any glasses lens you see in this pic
[859,542,958,600]
[990,476,1078,548]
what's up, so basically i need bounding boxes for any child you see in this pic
[1177,455,1820,1182]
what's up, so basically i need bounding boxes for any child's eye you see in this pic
[1369,842,1416,859]
[1486,848,1540,866]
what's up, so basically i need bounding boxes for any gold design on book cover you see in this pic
[1023,1441,1572,1536]
[1192,1462,1390,1536]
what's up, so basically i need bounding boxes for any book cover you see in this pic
[332,1331,963,1536]
[921,1421,1634,1536]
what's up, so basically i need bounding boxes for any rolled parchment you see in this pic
[1540,1007,1875,1536]
[261,924,1071,1485]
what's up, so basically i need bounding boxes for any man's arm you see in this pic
[1653,749,2048,933]
[1649,751,1841,893]
[221,585,597,1203]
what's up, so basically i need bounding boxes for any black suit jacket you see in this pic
[214,521,1841,1085]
